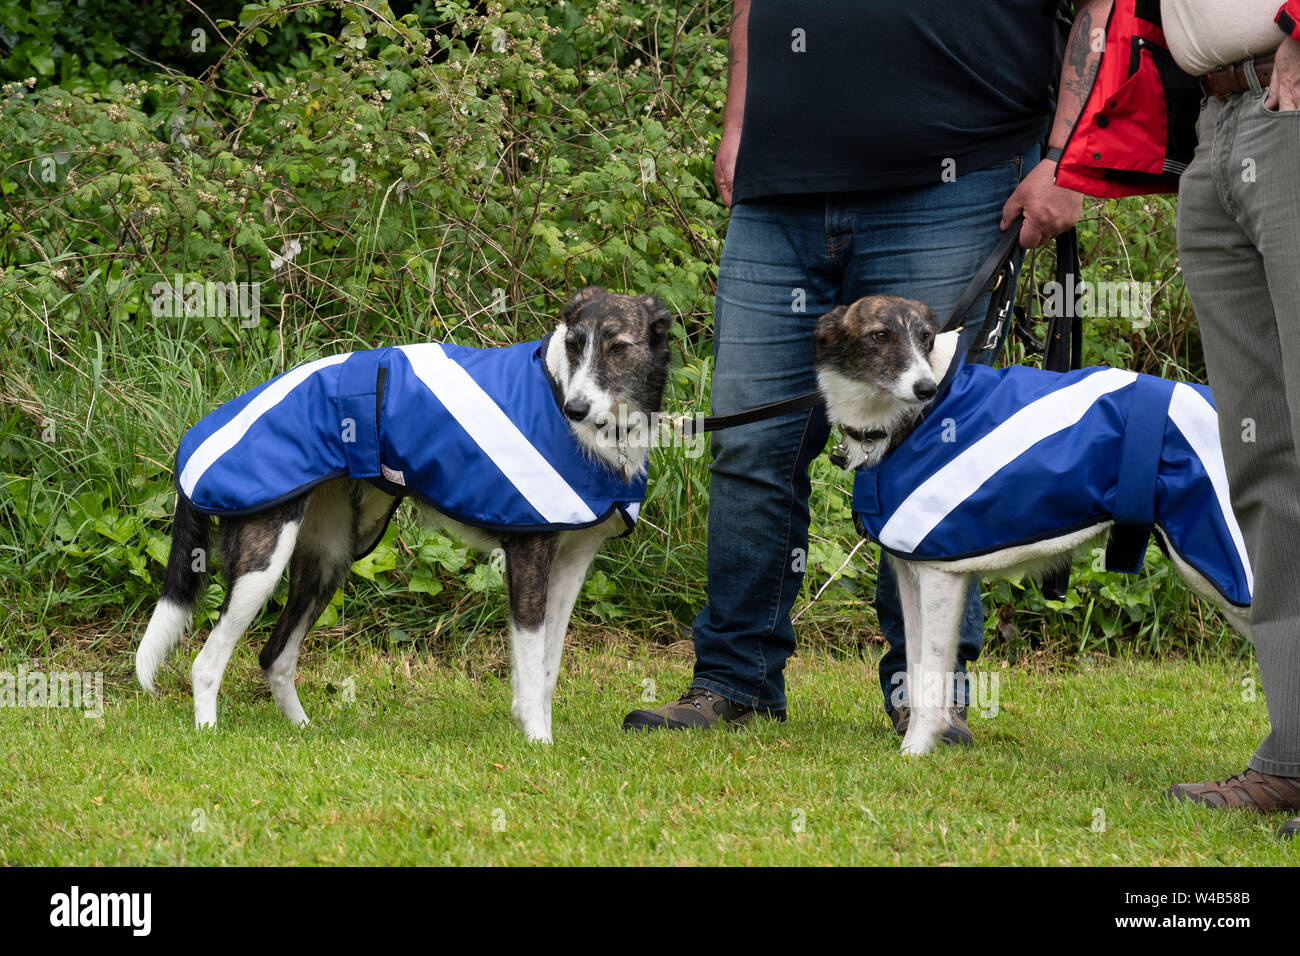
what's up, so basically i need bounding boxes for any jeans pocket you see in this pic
[1255,94,1300,117]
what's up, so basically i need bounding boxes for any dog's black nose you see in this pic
[913,381,937,401]
[564,399,591,421]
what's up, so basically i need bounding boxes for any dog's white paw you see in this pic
[899,724,941,756]
[514,705,551,742]
[899,739,936,756]
[523,725,552,744]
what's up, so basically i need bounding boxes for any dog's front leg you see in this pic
[540,528,605,735]
[892,555,923,717]
[900,563,968,756]
[502,533,559,742]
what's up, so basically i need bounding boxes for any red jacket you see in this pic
[1057,0,1297,198]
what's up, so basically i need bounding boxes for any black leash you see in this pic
[1036,223,1083,601]
[673,390,826,436]
[676,216,1030,435]
[940,215,1024,340]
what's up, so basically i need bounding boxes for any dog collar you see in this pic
[843,425,889,445]
[829,424,890,470]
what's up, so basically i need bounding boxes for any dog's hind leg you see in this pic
[540,527,606,735]
[192,497,306,728]
[901,563,968,756]
[502,532,559,742]
[259,481,365,727]
[259,551,349,726]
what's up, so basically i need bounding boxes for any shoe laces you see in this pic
[679,687,714,709]
[1213,770,1259,791]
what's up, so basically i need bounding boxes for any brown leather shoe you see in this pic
[622,687,786,731]
[1165,768,1300,812]
[887,704,974,746]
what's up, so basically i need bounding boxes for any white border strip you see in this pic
[398,344,597,524]
[179,354,350,498]
[879,368,1138,553]
[1167,383,1253,594]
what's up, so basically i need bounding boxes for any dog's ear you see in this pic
[919,303,941,335]
[561,286,606,324]
[813,305,849,357]
[638,294,674,346]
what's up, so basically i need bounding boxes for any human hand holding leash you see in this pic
[999,158,1084,248]
[1266,35,1300,111]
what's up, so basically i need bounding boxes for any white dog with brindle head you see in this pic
[814,294,1251,755]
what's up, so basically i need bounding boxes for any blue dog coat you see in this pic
[852,364,1252,607]
[175,337,645,534]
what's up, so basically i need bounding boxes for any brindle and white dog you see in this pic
[136,288,672,742]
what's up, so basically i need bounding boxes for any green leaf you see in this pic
[313,589,344,628]
[466,563,502,593]
[407,572,444,596]
[352,542,397,581]
[29,51,56,76]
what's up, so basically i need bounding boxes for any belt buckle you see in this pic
[1202,65,1231,100]
[1203,54,1275,100]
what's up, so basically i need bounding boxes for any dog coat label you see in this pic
[851,364,1253,607]
[173,337,646,532]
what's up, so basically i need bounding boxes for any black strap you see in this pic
[1038,224,1083,600]
[931,214,1025,394]
[939,215,1025,336]
[843,425,889,444]
[1043,226,1082,373]
[674,390,826,435]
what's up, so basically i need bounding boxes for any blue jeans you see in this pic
[691,150,1034,713]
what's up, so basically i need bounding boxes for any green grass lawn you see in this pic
[0,638,1292,866]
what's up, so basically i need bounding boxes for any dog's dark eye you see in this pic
[871,330,890,344]
[607,341,629,355]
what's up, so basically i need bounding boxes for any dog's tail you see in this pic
[136,496,211,694]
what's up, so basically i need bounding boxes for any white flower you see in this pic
[270,238,303,275]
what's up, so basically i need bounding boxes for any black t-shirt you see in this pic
[732,0,1059,202]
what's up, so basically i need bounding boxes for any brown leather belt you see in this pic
[1202,53,1275,98]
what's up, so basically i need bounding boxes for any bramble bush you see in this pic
[0,1,1243,661]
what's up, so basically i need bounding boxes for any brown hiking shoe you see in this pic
[887,704,975,746]
[622,687,786,731]
[1165,768,1300,812]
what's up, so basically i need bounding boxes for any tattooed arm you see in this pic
[1048,2,1107,159]
[1001,0,1112,248]
[715,0,751,208]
